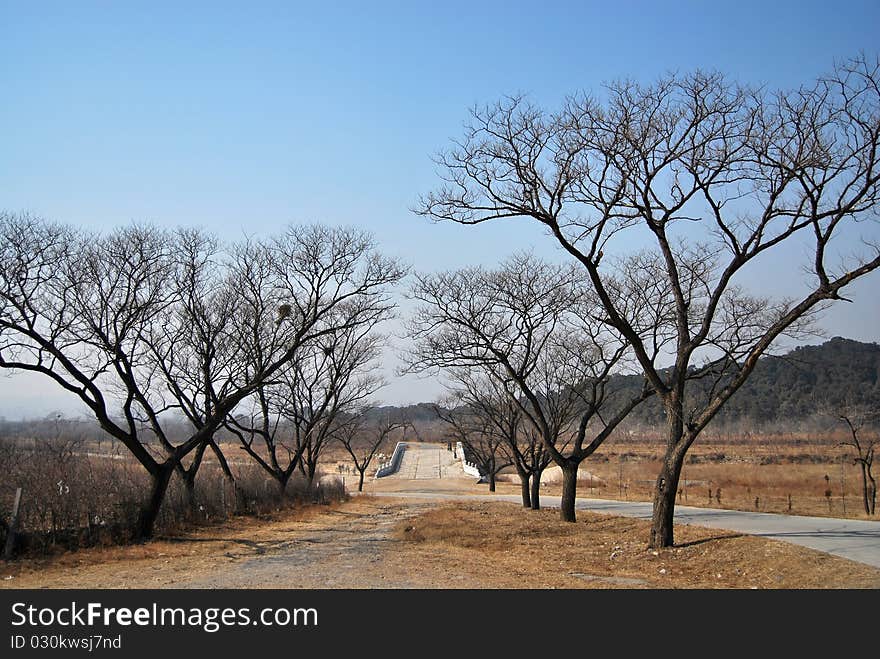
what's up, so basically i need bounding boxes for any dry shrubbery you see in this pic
[0,438,345,557]
[0,439,142,552]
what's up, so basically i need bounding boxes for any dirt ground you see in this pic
[2,496,878,589]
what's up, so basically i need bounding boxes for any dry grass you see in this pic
[529,436,878,520]
[392,501,880,589]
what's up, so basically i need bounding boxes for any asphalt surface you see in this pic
[373,443,880,569]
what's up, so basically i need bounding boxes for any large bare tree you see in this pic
[0,218,193,538]
[416,56,880,546]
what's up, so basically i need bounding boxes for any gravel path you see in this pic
[175,501,435,589]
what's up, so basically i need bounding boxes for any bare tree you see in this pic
[141,228,240,510]
[442,369,550,508]
[829,402,877,515]
[416,55,880,545]
[503,415,554,510]
[224,226,402,493]
[0,218,191,538]
[336,412,404,492]
[434,393,510,492]
[458,375,534,507]
[291,339,386,487]
[407,254,655,521]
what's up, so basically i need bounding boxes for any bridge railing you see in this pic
[455,441,482,478]
[374,441,407,478]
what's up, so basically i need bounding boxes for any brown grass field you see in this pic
[529,431,878,520]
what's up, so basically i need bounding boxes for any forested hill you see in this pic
[375,338,880,429]
[684,337,880,425]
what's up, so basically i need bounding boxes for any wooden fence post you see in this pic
[3,487,23,560]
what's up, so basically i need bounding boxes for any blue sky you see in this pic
[1,1,879,415]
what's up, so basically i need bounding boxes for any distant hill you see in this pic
[363,403,441,424]
[383,338,880,431]
[611,337,880,428]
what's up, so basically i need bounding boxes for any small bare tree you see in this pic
[225,226,403,494]
[442,370,551,508]
[284,332,385,488]
[504,416,554,510]
[336,412,404,491]
[434,393,511,492]
[829,402,877,515]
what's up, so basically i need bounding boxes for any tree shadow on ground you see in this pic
[675,533,744,548]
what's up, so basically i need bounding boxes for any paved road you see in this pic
[372,443,880,568]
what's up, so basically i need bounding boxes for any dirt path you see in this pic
[174,499,437,589]
[1,498,447,589]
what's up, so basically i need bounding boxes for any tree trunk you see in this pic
[650,396,687,548]
[182,440,210,517]
[530,472,541,511]
[136,462,175,540]
[183,472,197,517]
[859,462,870,516]
[867,464,876,516]
[210,439,236,485]
[650,448,686,548]
[519,474,531,508]
[488,471,496,493]
[358,469,365,492]
[560,462,578,523]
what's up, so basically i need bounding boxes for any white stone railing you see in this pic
[374,441,406,478]
[455,441,482,478]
